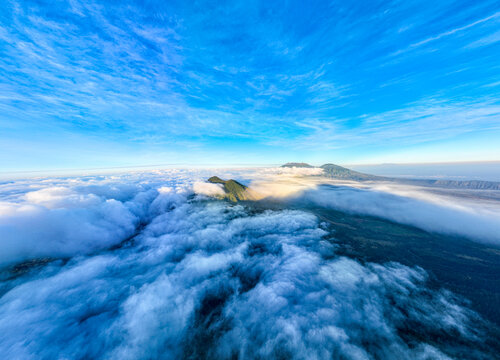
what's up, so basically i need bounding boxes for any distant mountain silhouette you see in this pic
[396,178,500,190]
[281,163,500,190]
[320,163,379,181]
[208,176,252,202]
[281,162,314,168]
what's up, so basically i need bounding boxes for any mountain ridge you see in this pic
[207,176,252,202]
[281,162,500,190]
[281,162,314,168]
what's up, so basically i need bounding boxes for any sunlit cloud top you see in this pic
[1,0,499,171]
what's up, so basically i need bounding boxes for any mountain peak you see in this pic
[320,163,377,180]
[207,176,225,184]
[281,162,314,168]
[207,176,251,202]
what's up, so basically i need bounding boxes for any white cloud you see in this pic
[295,180,500,245]
[193,181,225,197]
[0,197,138,265]
[0,169,496,358]
[23,186,101,208]
[284,98,500,150]
[391,11,500,55]
[465,29,500,48]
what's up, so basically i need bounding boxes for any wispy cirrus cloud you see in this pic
[277,97,500,150]
[1,0,500,168]
[390,11,500,56]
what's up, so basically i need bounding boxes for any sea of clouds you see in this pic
[298,182,500,245]
[0,169,497,359]
[249,170,500,245]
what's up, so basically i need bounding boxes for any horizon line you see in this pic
[2,159,500,177]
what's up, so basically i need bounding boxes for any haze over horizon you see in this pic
[1,0,500,172]
[3,160,500,183]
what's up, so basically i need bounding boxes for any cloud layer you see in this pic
[0,169,497,359]
[299,182,500,245]
[247,170,500,245]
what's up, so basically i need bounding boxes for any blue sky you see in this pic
[1,0,499,172]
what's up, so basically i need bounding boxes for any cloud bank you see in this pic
[246,170,500,245]
[193,181,225,197]
[0,169,496,359]
[298,182,500,245]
